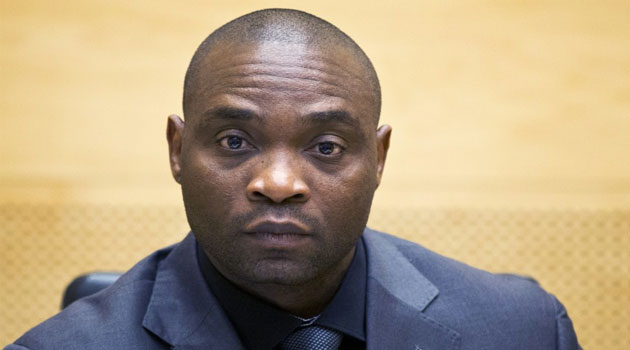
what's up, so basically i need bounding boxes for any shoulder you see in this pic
[6,244,177,350]
[363,229,580,349]
[365,229,552,303]
[366,229,552,297]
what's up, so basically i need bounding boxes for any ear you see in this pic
[375,124,392,187]
[166,114,185,184]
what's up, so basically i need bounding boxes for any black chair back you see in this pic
[61,272,121,309]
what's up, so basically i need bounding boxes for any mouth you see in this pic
[245,220,310,234]
[244,220,311,247]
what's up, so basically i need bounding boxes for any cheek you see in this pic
[181,152,247,222]
[317,154,377,195]
[311,159,377,227]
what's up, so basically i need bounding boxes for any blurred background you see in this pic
[1,0,628,348]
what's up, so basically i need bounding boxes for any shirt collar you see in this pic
[196,236,367,349]
[315,236,366,342]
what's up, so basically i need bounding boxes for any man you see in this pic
[7,9,580,350]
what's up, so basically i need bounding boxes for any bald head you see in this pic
[183,8,381,121]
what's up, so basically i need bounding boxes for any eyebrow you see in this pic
[304,110,358,128]
[200,107,261,125]
[199,106,358,128]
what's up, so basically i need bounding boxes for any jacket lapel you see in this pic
[142,233,245,350]
[363,229,461,350]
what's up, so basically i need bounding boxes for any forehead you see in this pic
[186,40,378,126]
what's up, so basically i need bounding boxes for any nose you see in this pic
[246,155,311,204]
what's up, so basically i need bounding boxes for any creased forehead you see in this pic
[184,41,379,128]
[200,42,370,95]
[183,9,381,122]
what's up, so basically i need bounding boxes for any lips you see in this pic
[244,219,312,247]
[245,220,311,235]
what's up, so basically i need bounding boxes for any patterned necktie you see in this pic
[279,325,343,350]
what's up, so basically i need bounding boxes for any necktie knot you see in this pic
[279,325,343,350]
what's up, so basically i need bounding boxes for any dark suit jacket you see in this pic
[6,229,580,350]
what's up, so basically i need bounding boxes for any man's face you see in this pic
[168,40,390,288]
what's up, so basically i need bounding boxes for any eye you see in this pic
[316,141,343,156]
[219,135,249,150]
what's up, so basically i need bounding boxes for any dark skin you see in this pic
[167,40,391,317]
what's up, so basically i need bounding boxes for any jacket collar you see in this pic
[142,233,244,349]
[363,228,461,350]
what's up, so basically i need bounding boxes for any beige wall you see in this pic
[1,0,629,348]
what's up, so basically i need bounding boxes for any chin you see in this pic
[247,260,320,286]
